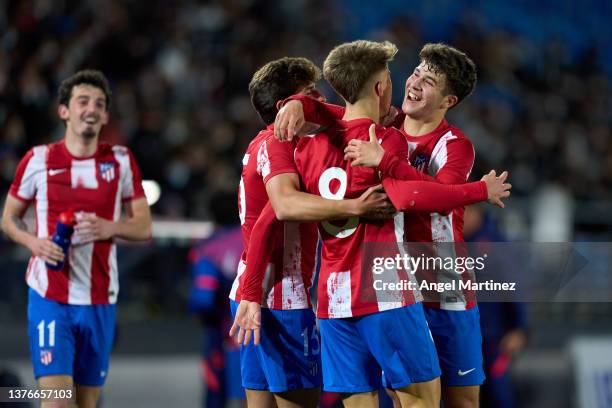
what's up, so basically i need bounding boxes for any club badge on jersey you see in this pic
[411,154,430,173]
[99,162,115,182]
[40,349,53,366]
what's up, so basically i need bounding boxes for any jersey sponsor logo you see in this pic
[458,368,476,376]
[411,154,430,172]
[99,162,116,182]
[48,168,67,176]
[40,349,53,366]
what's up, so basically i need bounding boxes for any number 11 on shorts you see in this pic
[37,320,56,347]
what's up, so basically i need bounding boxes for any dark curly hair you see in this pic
[419,43,477,108]
[57,69,112,110]
[249,57,321,125]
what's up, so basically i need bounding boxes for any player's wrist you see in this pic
[479,180,489,201]
[21,233,38,253]
[107,221,120,239]
[377,150,393,174]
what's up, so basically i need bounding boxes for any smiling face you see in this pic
[401,62,457,120]
[58,84,109,140]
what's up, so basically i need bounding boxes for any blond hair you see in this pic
[323,40,398,104]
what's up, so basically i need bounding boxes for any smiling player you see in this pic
[2,70,151,408]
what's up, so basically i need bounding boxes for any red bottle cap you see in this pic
[59,210,76,226]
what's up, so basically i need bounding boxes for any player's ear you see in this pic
[374,81,382,98]
[275,100,284,111]
[58,104,69,120]
[442,95,458,110]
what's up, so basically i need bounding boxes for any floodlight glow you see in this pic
[142,180,161,206]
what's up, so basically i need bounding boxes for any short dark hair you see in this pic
[57,69,112,110]
[323,40,397,104]
[419,43,477,107]
[249,57,321,125]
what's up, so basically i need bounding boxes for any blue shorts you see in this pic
[424,306,485,386]
[230,300,321,392]
[28,289,116,386]
[319,303,440,393]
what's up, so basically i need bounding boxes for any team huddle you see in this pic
[230,40,511,407]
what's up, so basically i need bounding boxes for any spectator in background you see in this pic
[464,204,528,408]
[188,190,245,408]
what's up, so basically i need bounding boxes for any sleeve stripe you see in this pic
[12,146,47,201]
[114,148,133,198]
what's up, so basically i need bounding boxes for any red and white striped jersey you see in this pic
[295,118,421,319]
[230,126,318,310]
[403,119,477,310]
[9,140,145,305]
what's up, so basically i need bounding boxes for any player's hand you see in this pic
[274,100,305,141]
[353,184,396,218]
[380,105,399,127]
[344,124,385,168]
[27,237,64,266]
[229,300,262,346]
[73,212,116,244]
[481,170,512,208]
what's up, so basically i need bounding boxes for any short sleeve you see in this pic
[113,146,145,202]
[429,135,475,184]
[9,147,42,203]
[259,135,298,184]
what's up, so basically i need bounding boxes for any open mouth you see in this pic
[407,91,421,102]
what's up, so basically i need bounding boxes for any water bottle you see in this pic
[46,210,76,271]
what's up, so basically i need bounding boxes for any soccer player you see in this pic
[2,70,151,408]
[229,57,393,408]
[292,39,436,408]
[287,43,496,408]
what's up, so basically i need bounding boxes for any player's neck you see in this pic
[64,131,99,158]
[402,111,446,137]
[342,97,380,123]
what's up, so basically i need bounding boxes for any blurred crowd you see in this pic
[1,0,611,221]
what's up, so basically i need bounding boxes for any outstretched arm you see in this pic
[383,170,511,212]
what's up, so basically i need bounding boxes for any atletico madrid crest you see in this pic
[99,162,116,182]
[40,349,53,366]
